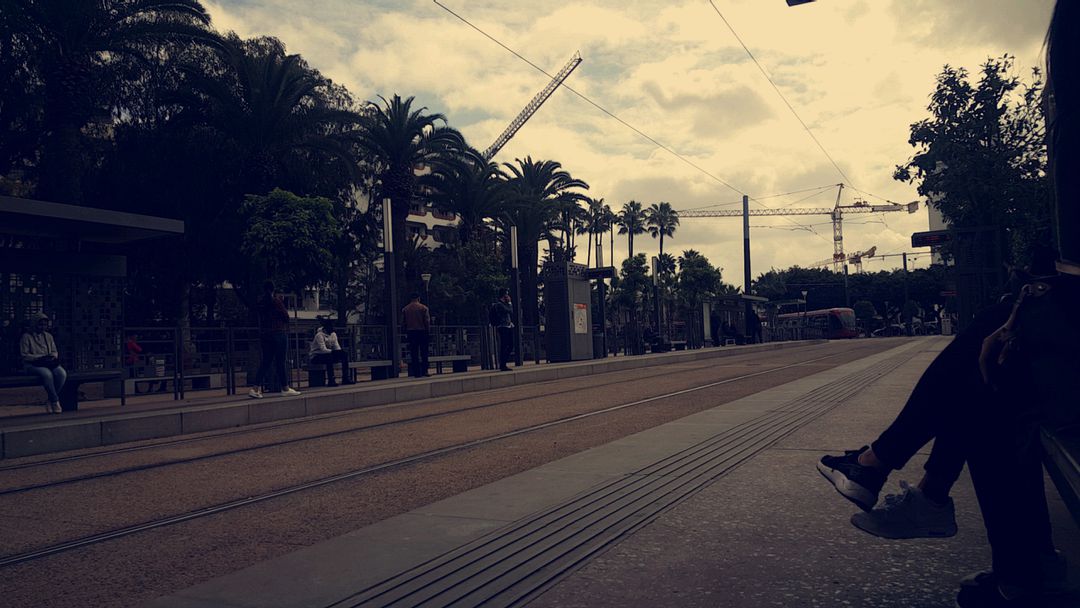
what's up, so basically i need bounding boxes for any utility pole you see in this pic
[902,252,912,336]
[596,241,607,358]
[383,199,400,378]
[843,264,850,307]
[742,194,753,338]
[652,255,661,347]
[510,225,523,367]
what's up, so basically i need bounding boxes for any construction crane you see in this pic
[482,52,583,161]
[679,184,919,271]
[809,246,878,272]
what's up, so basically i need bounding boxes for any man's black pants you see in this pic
[496,326,513,370]
[407,330,429,377]
[310,350,349,384]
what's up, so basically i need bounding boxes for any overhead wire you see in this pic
[431,0,825,237]
[706,0,855,188]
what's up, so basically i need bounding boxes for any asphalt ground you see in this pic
[1,339,910,607]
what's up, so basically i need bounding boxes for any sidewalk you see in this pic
[152,337,1079,607]
[0,340,818,459]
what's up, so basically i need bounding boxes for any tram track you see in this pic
[0,349,855,570]
[0,344,834,473]
[0,343,844,492]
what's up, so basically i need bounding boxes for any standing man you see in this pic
[402,293,431,378]
[489,290,515,372]
[250,280,301,398]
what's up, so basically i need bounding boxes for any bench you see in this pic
[1042,425,1080,525]
[671,341,688,351]
[304,360,394,387]
[103,373,216,398]
[0,370,121,411]
[428,355,470,374]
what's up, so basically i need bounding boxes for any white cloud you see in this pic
[204,0,1053,276]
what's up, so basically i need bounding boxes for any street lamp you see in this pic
[383,198,401,378]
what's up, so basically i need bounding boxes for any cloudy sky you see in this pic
[204,0,1054,284]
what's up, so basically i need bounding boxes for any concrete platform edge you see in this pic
[1,340,824,459]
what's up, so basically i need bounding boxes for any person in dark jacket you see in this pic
[489,290,515,371]
[402,294,431,378]
[250,281,301,398]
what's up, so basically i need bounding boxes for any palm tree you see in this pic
[617,200,647,259]
[580,197,607,267]
[9,0,218,203]
[602,203,617,268]
[646,201,680,258]
[503,156,588,325]
[420,146,507,246]
[355,94,466,277]
[178,34,364,198]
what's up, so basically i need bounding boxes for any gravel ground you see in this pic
[0,339,907,607]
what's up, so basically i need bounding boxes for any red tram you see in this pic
[776,307,859,339]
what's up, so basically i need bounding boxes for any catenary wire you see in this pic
[707,0,854,188]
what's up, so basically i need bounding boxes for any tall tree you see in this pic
[6,0,217,203]
[580,197,607,267]
[894,56,1049,264]
[617,200,647,259]
[420,146,507,245]
[646,201,680,258]
[355,94,466,278]
[502,156,588,325]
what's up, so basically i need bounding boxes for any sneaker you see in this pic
[51,401,62,414]
[326,380,338,387]
[961,552,1069,593]
[850,481,957,539]
[956,571,1044,607]
[280,387,301,396]
[816,446,888,512]
[248,388,263,399]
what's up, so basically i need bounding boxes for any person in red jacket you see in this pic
[249,281,301,399]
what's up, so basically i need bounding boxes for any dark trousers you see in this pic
[870,301,1053,589]
[311,350,349,384]
[496,326,513,369]
[407,329,429,377]
[255,332,288,392]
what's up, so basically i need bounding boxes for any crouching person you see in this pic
[309,320,352,386]
[21,313,66,414]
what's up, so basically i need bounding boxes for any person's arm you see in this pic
[47,333,58,358]
[273,296,289,322]
[19,334,33,363]
[423,307,431,331]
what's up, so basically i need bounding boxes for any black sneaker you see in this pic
[816,446,887,512]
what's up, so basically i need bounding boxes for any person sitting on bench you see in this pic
[20,312,66,414]
[309,320,352,386]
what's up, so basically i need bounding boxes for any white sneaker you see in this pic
[850,480,957,539]
[50,401,62,413]
[247,388,263,399]
[280,387,301,396]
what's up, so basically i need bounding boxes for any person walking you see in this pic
[309,320,353,386]
[402,293,431,378]
[489,290,515,372]
[20,312,66,414]
[250,281,300,398]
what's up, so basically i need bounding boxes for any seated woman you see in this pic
[20,312,66,414]
[308,320,352,386]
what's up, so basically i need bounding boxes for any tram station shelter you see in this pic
[0,196,184,378]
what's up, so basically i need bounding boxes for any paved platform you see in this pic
[0,340,820,459]
[150,338,1080,607]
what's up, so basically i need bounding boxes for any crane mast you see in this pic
[482,52,583,161]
